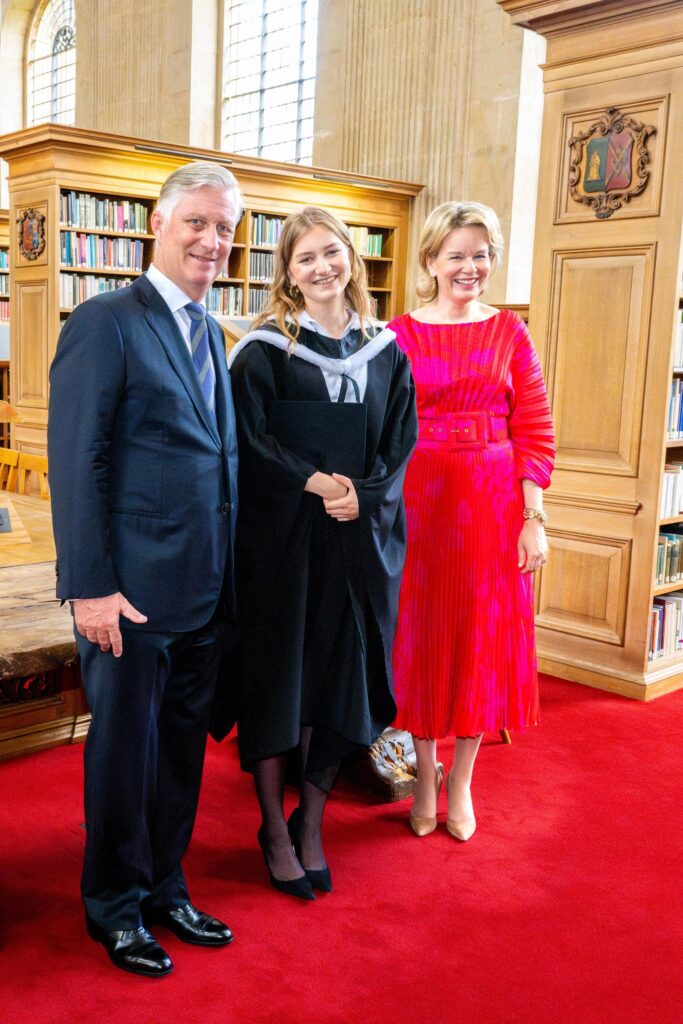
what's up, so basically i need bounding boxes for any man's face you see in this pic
[150,186,240,301]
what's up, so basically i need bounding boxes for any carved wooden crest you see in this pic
[568,107,656,220]
[17,207,46,261]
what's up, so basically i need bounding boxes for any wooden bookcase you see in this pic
[0,209,8,321]
[499,0,683,699]
[0,209,9,447]
[0,125,421,455]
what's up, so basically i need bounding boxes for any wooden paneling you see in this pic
[547,247,652,476]
[498,0,683,698]
[13,281,48,408]
[536,530,631,644]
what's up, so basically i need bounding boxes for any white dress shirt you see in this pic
[146,263,206,357]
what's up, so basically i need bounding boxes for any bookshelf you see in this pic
[0,209,8,323]
[0,210,8,447]
[0,125,421,455]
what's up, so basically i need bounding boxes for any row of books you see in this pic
[60,232,145,272]
[660,462,683,518]
[59,273,134,309]
[0,299,8,321]
[348,226,385,257]
[0,250,8,269]
[655,531,683,585]
[673,310,683,370]
[60,190,149,234]
[247,287,270,316]
[249,251,274,282]
[206,285,243,317]
[649,591,683,659]
[250,214,284,247]
[0,277,9,297]
[666,377,683,438]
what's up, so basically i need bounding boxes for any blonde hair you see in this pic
[252,206,374,342]
[416,200,504,303]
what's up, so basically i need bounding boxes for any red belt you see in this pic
[417,411,509,449]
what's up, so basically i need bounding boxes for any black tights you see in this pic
[252,726,340,873]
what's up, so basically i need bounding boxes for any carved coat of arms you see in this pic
[17,208,46,261]
[568,107,656,219]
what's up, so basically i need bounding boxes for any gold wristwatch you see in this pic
[523,507,547,525]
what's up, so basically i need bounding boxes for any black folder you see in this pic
[267,400,367,477]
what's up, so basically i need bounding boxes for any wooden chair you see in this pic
[0,447,19,491]
[16,451,50,500]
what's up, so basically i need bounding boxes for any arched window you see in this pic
[222,0,318,164]
[27,0,76,127]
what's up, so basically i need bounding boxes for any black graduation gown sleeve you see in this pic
[342,342,418,678]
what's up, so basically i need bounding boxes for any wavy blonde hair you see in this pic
[416,200,504,303]
[252,206,374,343]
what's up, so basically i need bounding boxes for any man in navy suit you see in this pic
[48,162,241,977]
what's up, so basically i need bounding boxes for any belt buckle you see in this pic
[449,415,486,449]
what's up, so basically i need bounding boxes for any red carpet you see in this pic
[0,675,681,1024]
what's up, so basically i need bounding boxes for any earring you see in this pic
[290,282,300,297]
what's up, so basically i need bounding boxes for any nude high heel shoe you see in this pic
[446,771,476,841]
[409,763,444,837]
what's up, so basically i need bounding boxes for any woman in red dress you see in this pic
[389,201,555,840]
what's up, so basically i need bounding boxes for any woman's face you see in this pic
[287,225,352,309]
[427,225,492,302]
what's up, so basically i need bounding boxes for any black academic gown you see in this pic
[227,322,417,786]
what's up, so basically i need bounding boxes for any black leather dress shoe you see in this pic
[146,903,234,946]
[86,919,173,977]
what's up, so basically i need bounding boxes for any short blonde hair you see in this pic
[252,206,373,342]
[416,200,504,302]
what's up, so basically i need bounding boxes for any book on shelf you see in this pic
[0,298,9,321]
[59,272,135,309]
[249,251,274,282]
[0,250,8,270]
[649,592,683,659]
[660,462,683,518]
[0,277,9,298]
[247,287,270,317]
[250,214,284,247]
[667,378,683,437]
[348,226,384,257]
[60,231,145,272]
[674,308,683,369]
[206,284,243,318]
[60,191,149,234]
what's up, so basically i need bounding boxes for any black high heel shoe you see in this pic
[257,825,315,901]
[287,807,333,893]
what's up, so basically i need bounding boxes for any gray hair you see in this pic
[155,161,243,221]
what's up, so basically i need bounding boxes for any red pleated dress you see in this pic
[389,309,555,737]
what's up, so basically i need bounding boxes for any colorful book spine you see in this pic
[60,191,149,234]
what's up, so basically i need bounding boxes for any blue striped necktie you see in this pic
[184,302,216,425]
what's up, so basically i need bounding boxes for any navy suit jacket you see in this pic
[48,273,238,633]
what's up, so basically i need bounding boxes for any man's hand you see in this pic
[323,473,360,522]
[73,593,148,657]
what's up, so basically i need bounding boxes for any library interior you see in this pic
[0,3,681,1023]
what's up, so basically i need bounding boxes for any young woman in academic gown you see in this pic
[227,207,417,899]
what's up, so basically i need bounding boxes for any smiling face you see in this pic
[287,224,352,313]
[150,185,240,301]
[427,225,492,303]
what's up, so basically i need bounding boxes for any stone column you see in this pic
[313,0,530,303]
[74,0,220,148]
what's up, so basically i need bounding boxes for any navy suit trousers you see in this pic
[77,620,224,931]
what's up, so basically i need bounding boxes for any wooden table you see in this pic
[0,491,75,683]
[0,491,57,567]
